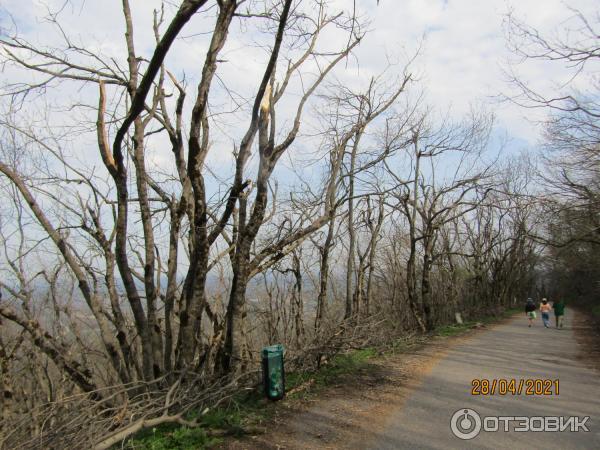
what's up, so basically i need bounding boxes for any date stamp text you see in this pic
[471,378,559,396]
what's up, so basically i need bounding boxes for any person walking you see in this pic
[525,298,536,327]
[553,298,566,329]
[540,298,552,328]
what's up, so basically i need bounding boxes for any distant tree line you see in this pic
[505,7,600,306]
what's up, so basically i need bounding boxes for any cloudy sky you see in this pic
[0,0,598,169]
[348,0,598,145]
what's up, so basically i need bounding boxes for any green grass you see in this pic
[436,322,474,336]
[285,347,378,400]
[591,305,600,318]
[124,425,219,450]
[501,307,523,318]
[436,307,522,337]
[122,388,271,449]
[311,347,377,385]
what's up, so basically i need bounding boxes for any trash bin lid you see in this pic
[262,344,284,357]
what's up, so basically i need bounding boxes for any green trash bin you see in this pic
[261,344,285,401]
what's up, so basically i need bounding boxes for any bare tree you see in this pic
[385,108,494,330]
[504,5,600,303]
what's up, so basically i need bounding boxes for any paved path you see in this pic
[369,310,600,449]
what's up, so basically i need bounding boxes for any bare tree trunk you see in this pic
[345,128,363,319]
[292,251,304,348]
[365,197,385,316]
[421,231,435,331]
[223,184,266,372]
[345,153,357,319]
[163,203,183,374]
[315,214,335,331]
[354,248,367,319]
[176,0,238,370]
[131,117,163,377]
[407,142,427,332]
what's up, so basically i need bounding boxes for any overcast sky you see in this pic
[1,0,598,168]
[350,0,598,146]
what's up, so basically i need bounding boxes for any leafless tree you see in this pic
[0,0,419,444]
[383,108,494,330]
[504,4,600,302]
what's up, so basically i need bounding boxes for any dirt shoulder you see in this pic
[217,317,514,450]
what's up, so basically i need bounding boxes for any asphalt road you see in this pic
[369,310,600,449]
